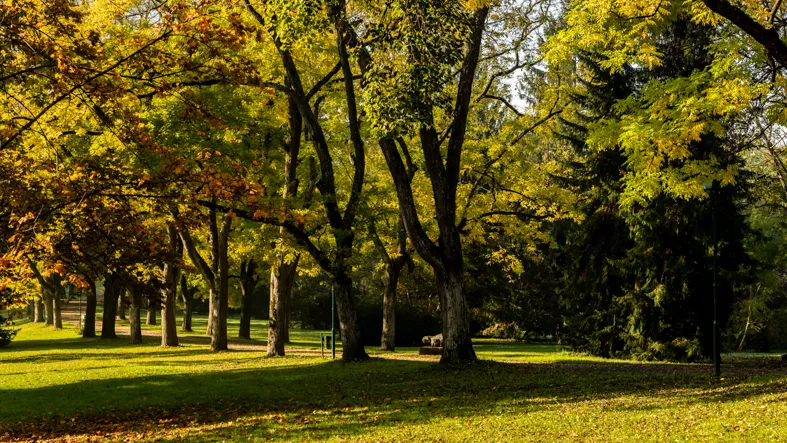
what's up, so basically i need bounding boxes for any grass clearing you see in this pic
[1,317,786,442]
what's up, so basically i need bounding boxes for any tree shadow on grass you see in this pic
[2,356,786,442]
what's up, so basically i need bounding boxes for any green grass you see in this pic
[1,317,786,442]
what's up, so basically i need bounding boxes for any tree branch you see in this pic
[701,0,787,68]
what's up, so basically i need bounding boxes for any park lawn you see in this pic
[1,318,786,442]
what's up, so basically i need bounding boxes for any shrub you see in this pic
[0,314,18,347]
[480,322,526,340]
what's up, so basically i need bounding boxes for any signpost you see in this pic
[320,286,337,359]
[331,286,336,360]
[704,179,721,377]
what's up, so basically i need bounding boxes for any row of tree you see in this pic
[3,0,787,361]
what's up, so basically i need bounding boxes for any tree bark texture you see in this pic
[380,265,400,351]
[213,214,231,351]
[334,276,367,360]
[43,287,53,326]
[161,222,181,347]
[267,255,297,356]
[52,279,63,330]
[82,279,97,338]
[129,285,143,344]
[34,296,44,323]
[436,266,476,362]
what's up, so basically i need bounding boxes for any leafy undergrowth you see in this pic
[1,319,786,442]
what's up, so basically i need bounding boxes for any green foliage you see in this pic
[361,0,473,135]
[554,19,756,361]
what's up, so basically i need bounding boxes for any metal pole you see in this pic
[79,292,83,329]
[712,185,720,377]
[331,286,336,360]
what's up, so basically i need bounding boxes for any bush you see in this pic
[480,322,526,340]
[0,314,18,348]
[631,337,702,362]
[766,309,787,350]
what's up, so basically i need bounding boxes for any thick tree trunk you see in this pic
[83,280,97,338]
[44,288,54,326]
[146,296,157,326]
[238,259,258,340]
[267,255,297,356]
[334,276,368,361]
[180,275,194,332]
[52,284,63,330]
[162,223,180,347]
[205,296,213,336]
[436,266,476,363]
[34,297,44,323]
[129,285,143,344]
[101,275,118,339]
[380,265,400,351]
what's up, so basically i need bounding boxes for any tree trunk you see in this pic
[238,259,258,340]
[34,297,44,323]
[205,204,220,338]
[129,285,143,344]
[436,266,476,363]
[334,276,368,361]
[180,275,194,332]
[380,265,400,351]
[267,255,298,356]
[175,209,228,349]
[83,280,97,338]
[43,287,54,326]
[146,296,157,326]
[101,275,118,339]
[118,294,126,320]
[162,223,181,347]
[52,283,63,330]
[238,291,253,340]
[282,288,291,343]
[210,215,231,351]
[369,219,409,352]
[205,296,213,336]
